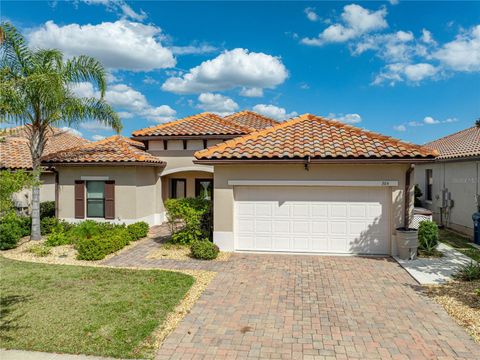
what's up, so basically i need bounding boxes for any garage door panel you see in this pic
[235,186,389,254]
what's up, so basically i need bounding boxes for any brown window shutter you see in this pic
[74,180,85,219]
[105,180,115,219]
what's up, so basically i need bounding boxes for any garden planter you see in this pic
[396,227,419,260]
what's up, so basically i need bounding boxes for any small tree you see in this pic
[0,23,121,240]
[0,169,37,216]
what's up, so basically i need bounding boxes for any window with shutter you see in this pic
[74,180,85,219]
[104,180,115,219]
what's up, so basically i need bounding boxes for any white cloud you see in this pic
[196,93,239,116]
[161,48,288,94]
[373,62,438,85]
[80,121,112,131]
[423,116,439,124]
[81,1,147,22]
[61,127,83,137]
[143,76,160,85]
[304,7,319,22]
[327,113,362,124]
[389,0,399,5]
[302,4,388,46]
[28,20,175,71]
[395,116,459,131]
[252,104,297,121]
[72,82,176,123]
[421,29,435,45]
[170,44,218,55]
[354,31,416,63]
[91,134,106,141]
[433,25,480,72]
[239,87,264,97]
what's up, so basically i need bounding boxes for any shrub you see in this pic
[190,240,219,260]
[165,198,212,245]
[127,221,149,240]
[40,217,60,235]
[16,216,31,237]
[453,262,480,281]
[28,244,51,257]
[0,219,22,250]
[45,230,71,247]
[76,229,129,261]
[40,201,55,218]
[69,220,103,242]
[418,221,438,253]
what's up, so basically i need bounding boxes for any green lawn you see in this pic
[0,257,194,359]
[439,229,480,262]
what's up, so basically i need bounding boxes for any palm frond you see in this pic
[0,22,33,76]
[65,55,107,97]
[60,97,122,132]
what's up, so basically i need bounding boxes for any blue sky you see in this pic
[2,1,480,144]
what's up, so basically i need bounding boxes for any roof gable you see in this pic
[132,112,252,137]
[224,111,278,130]
[195,114,437,161]
[42,136,164,165]
[425,126,480,159]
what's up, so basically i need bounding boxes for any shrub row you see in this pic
[0,213,31,250]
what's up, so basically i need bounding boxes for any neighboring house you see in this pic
[414,124,480,238]
[0,126,89,211]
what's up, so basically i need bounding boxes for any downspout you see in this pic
[404,164,415,229]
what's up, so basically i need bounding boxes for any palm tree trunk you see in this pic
[30,171,41,240]
[28,124,47,241]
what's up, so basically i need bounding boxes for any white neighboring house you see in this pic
[414,124,480,239]
[0,126,89,213]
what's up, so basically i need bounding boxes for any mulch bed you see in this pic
[425,280,480,343]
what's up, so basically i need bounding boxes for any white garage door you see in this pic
[234,186,389,254]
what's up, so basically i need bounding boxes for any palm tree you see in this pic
[0,23,122,240]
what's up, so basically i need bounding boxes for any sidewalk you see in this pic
[0,349,126,360]
[394,242,474,284]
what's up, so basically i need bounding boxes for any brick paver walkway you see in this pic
[103,228,480,359]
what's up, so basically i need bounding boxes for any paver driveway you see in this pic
[104,240,479,359]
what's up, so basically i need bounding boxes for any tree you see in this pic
[0,169,37,216]
[0,23,121,240]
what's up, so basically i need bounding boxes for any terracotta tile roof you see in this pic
[0,126,89,169]
[132,113,252,137]
[42,136,165,165]
[195,114,438,161]
[224,111,278,130]
[424,126,480,160]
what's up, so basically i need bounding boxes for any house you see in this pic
[43,111,437,255]
[414,124,480,238]
[0,126,89,211]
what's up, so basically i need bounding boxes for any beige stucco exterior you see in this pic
[13,172,56,212]
[414,159,479,238]
[56,165,164,225]
[212,163,412,254]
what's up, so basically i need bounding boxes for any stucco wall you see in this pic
[414,160,479,237]
[56,165,163,225]
[148,150,212,173]
[212,163,411,252]
[12,172,56,211]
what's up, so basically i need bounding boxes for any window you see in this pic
[195,179,213,200]
[171,179,186,199]
[86,181,105,217]
[425,169,433,201]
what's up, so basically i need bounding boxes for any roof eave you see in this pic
[41,161,166,167]
[131,134,246,140]
[193,157,437,165]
